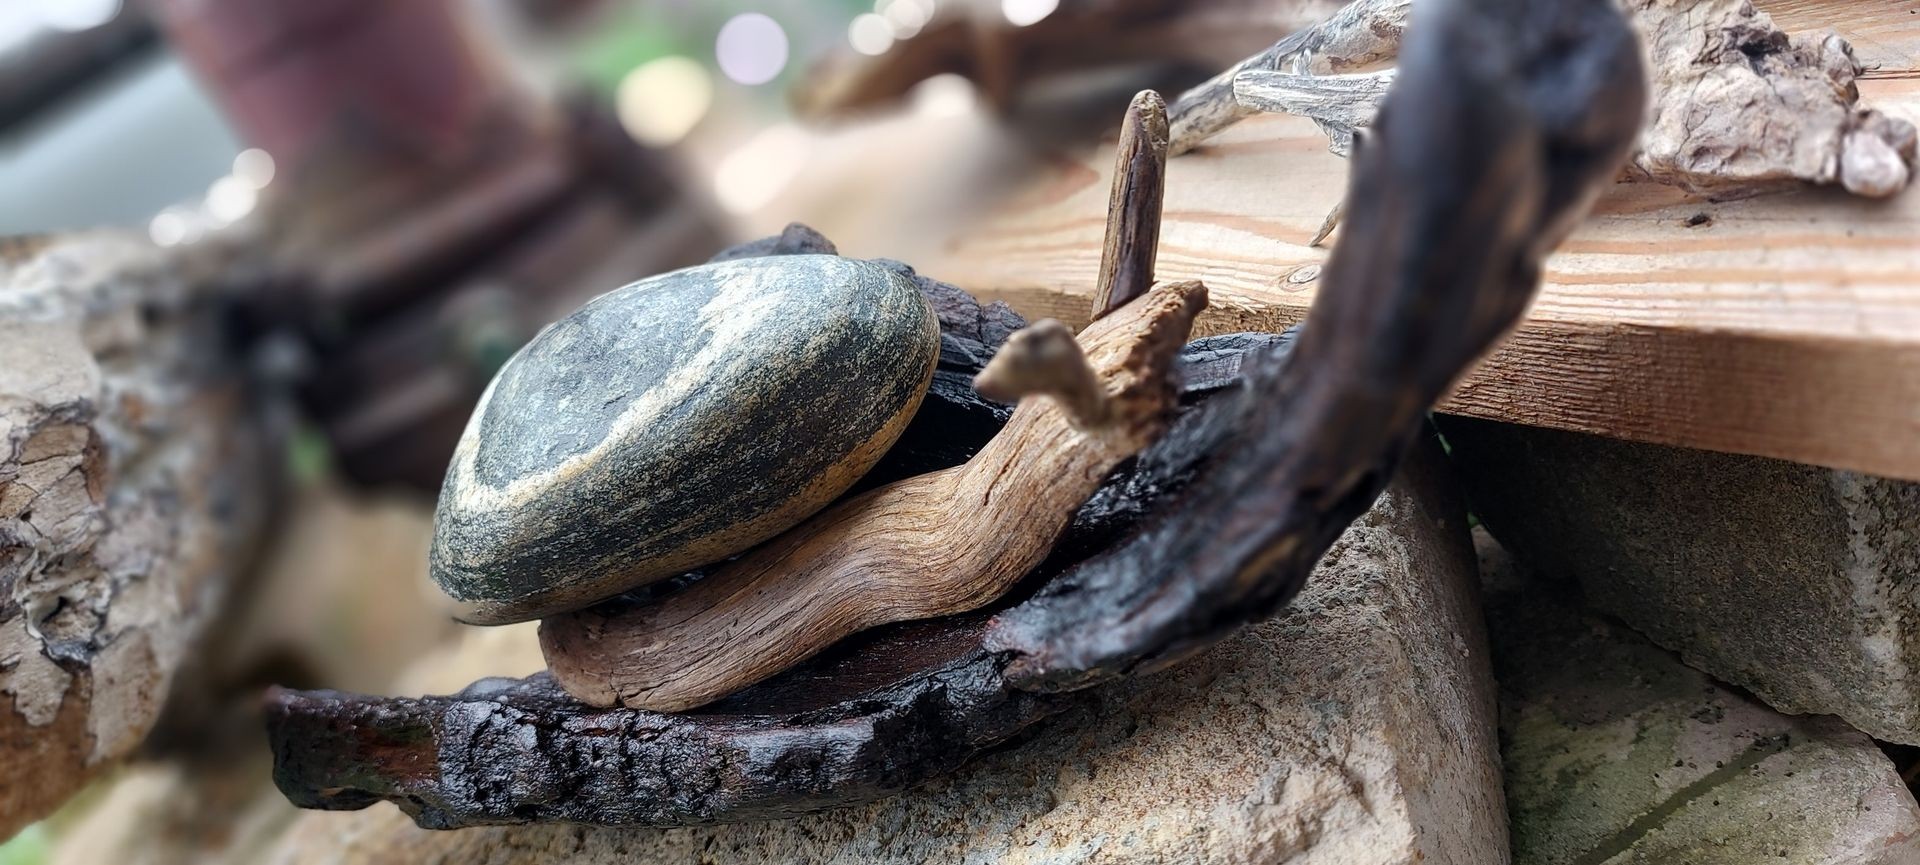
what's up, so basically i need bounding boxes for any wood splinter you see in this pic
[540,91,1195,713]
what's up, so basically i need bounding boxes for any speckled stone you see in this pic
[431,255,939,624]
[1481,533,1920,865]
[1439,416,1920,744]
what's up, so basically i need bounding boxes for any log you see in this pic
[0,233,275,838]
[929,12,1920,480]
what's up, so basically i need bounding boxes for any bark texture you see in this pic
[0,233,274,838]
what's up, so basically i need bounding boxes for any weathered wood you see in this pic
[933,21,1920,480]
[539,279,1206,712]
[1172,0,1917,199]
[1166,0,1410,154]
[1091,91,1169,318]
[0,233,275,838]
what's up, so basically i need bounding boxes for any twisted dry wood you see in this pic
[540,279,1205,712]
[265,0,1646,828]
[1169,0,1916,198]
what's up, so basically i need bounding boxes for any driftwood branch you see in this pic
[265,0,1646,828]
[791,0,1334,120]
[540,279,1204,712]
[1170,0,1917,198]
[1090,90,1168,320]
[1167,0,1411,155]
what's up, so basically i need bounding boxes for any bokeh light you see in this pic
[712,123,810,215]
[616,56,713,146]
[912,74,976,118]
[847,14,894,56]
[205,175,257,225]
[1001,0,1057,27]
[232,148,276,189]
[714,13,788,86]
[880,0,934,39]
[147,210,186,247]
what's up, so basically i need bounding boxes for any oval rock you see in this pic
[431,255,940,624]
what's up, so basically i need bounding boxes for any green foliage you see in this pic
[0,824,48,865]
[288,423,334,485]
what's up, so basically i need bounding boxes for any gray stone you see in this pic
[1440,416,1920,745]
[267,441,1508,865]
[431,255,940,624]
[1481,533,1920,865]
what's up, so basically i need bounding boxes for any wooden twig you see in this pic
[972,319,1108,428]
[540,280,1205,712]
[1167,0,1411,155]
[1090,90,1168,320]
[1232,69,1394,157]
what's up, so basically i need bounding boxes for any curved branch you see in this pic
[540,280,1205,712]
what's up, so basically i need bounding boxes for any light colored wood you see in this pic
[1764,0,1920,74]
[540,281,1206,712]
[929,56,1920,479]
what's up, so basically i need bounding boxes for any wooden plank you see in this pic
[928,63,1920,480]
[1764,0,1920,74]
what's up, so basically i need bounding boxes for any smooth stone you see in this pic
[431,255,939,624]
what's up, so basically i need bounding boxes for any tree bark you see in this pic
[0,233,276,838]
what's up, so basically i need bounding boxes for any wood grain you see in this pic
[931,43,1920,479]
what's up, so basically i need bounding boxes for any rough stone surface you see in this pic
[1440,416,1920,745]
[0,233,273,839]
[265,440,1507,865]
[430,254,941,624]
[1481,533,1920,865]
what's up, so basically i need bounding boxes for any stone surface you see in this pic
[1440,416,1920,745]
[431,254,941,624]
[1481,533,1920,865]
[265,440,1507,865]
